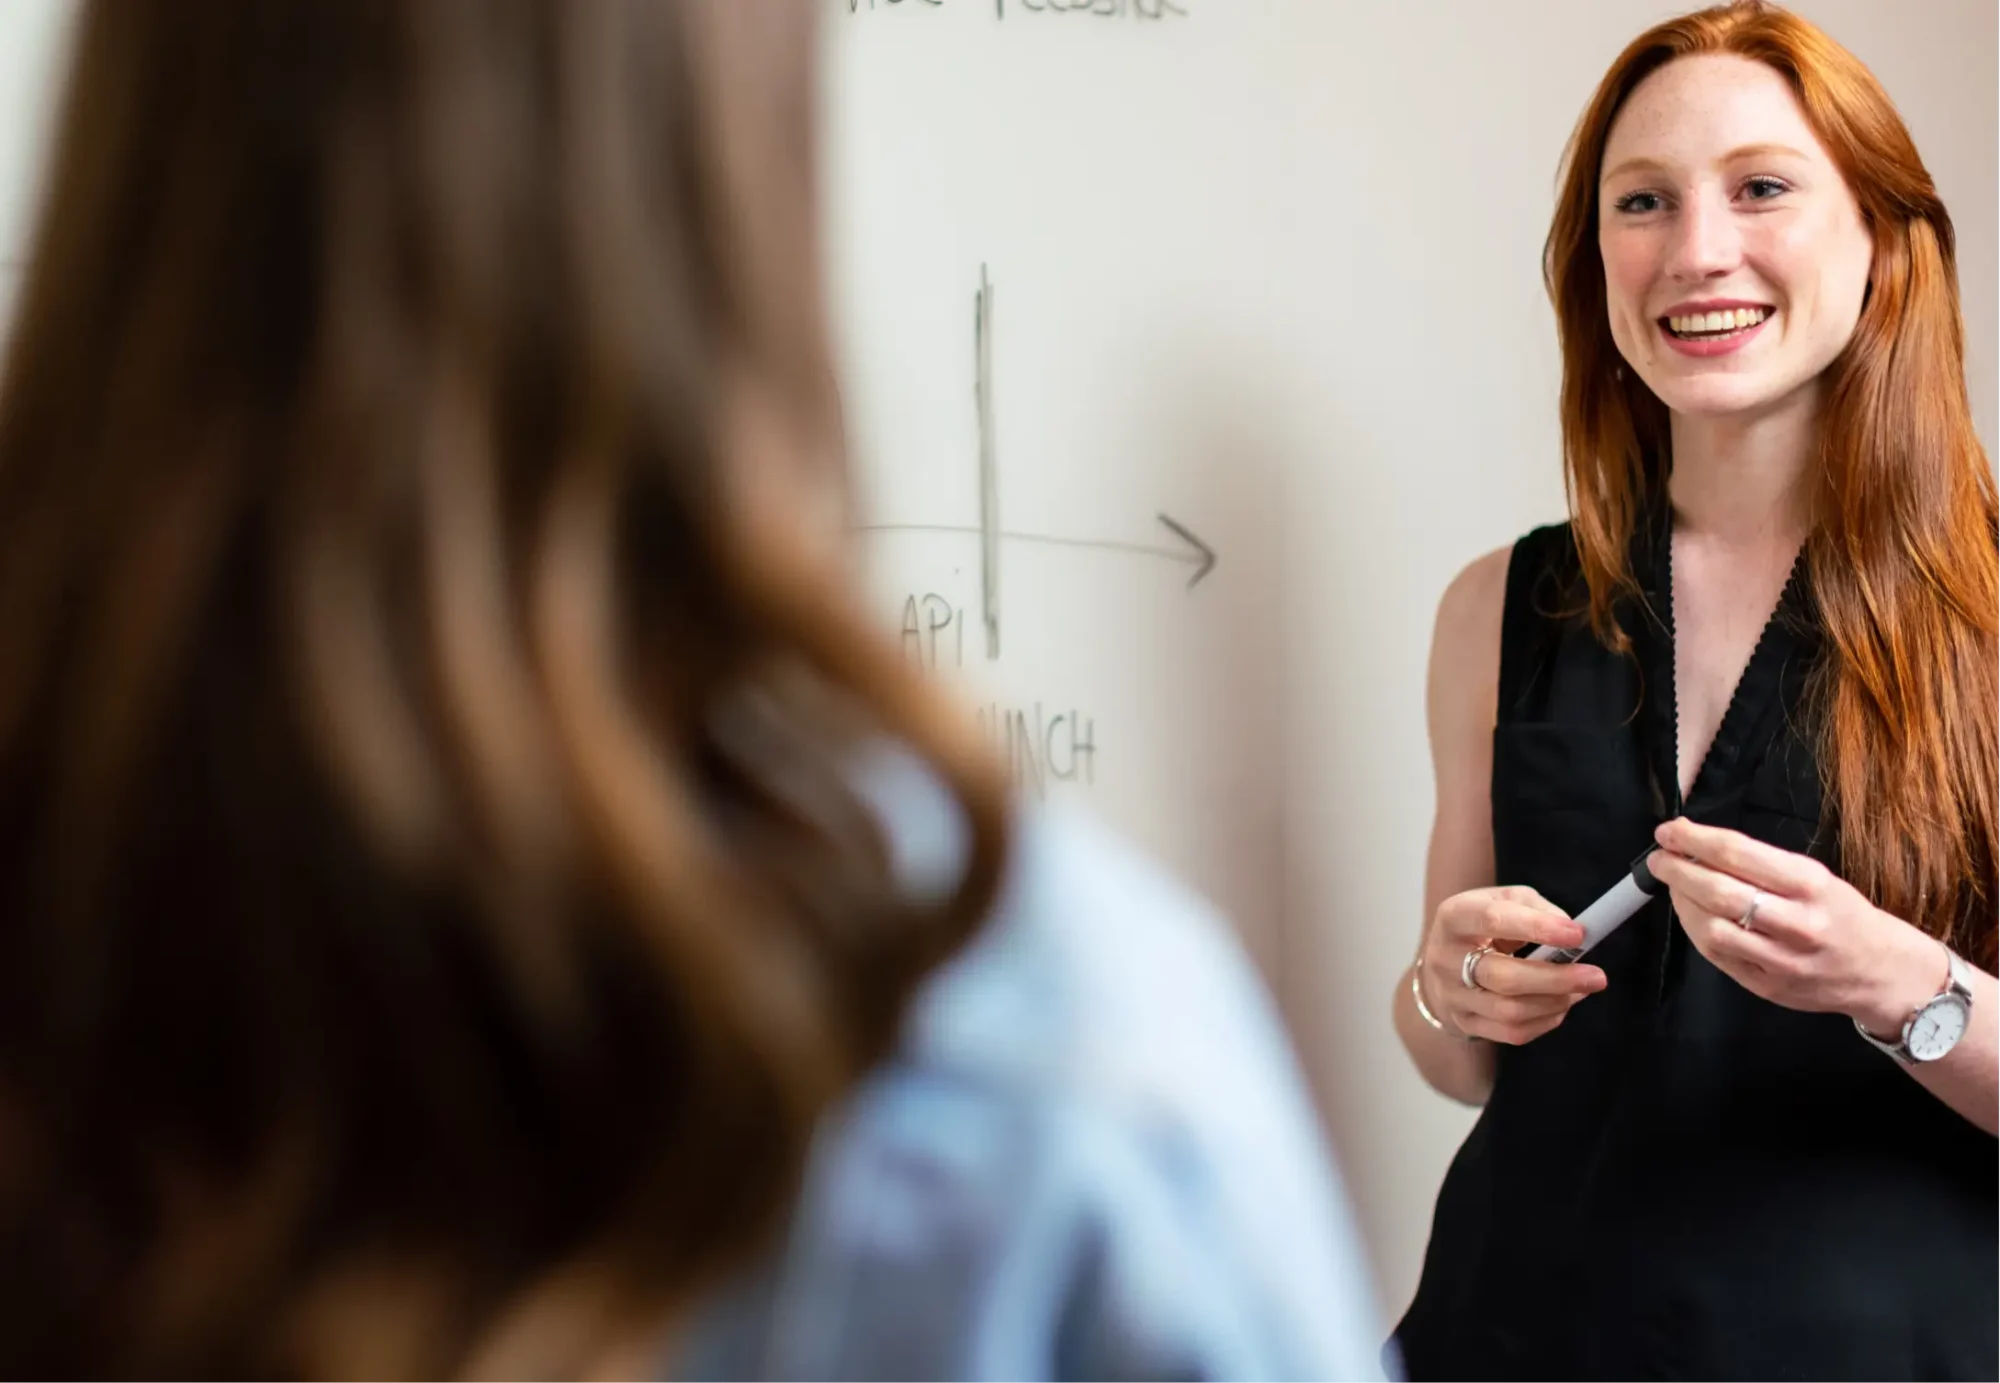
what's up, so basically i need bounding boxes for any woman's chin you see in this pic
[1646,373,1799,421]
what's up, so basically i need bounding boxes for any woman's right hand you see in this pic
[1419,886,1607,1044]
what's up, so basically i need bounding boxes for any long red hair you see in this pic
[1543,0,1997,968]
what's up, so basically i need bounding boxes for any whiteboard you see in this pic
[823,0,1294,984]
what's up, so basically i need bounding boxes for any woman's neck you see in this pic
[1665,389,1819,551]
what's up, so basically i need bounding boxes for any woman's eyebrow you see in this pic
[1601,142,1812,186]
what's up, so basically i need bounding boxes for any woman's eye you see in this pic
[1613,190,1666,214]
[1743,176,1790,201]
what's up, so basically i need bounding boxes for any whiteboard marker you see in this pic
[1517,846,1665,963]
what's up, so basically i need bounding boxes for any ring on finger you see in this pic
[1737,888,1765,931]
[1461,942,1496,990]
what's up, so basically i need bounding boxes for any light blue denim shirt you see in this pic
[671,754,1392,1380]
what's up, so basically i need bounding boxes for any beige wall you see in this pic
[1275,0,1997,1323]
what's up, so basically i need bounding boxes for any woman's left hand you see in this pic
[1649,817,1945,1036]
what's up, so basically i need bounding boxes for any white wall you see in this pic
[1273,0,1997,1321]
[0,0,71,345]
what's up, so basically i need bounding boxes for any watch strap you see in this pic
[1851,1013,1915,1065]
[1853,944,1973,1065]
[1946,949,1975,1003]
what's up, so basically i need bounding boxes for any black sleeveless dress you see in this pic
[1392,517,1998,1381]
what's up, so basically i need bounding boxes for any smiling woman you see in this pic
[1389,2,1997,1379]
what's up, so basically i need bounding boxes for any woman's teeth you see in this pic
[1666,306,1770,339]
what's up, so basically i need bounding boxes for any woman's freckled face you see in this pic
[1598,54,1874,418]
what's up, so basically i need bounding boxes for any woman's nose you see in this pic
[1663,192,1745,283]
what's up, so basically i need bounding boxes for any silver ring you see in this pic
[1738,889,1765,931]
[1461,943,1495,990]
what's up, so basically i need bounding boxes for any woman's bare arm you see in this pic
[1391,546,1511,1105]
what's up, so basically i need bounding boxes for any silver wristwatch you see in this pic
[1853,947,1975,1065]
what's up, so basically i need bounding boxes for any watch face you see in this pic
[1907,996,1970,1062]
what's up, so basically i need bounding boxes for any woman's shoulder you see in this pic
[904,803,1289,1089]
[1493,517,1581,593]
[1433,519,1583,660]
[895,798,1347,1225]
[1435,519,1573,618]
[849,745,1314,1104]
[1434,543,1512,654]
[670,773,1390,1380]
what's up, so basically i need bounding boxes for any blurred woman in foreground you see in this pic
[0,1,1381,1377]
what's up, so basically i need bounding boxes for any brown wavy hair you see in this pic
[1543,0,1997,969]
[0,0,1010,1375]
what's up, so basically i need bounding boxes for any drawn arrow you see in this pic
[1153,513,1217,589]
[856,512,1218,590]
[877,263,1215,667]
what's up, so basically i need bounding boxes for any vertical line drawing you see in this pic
[976,263,1000,660]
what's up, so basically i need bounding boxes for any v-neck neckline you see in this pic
[1632,504,1811,822]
